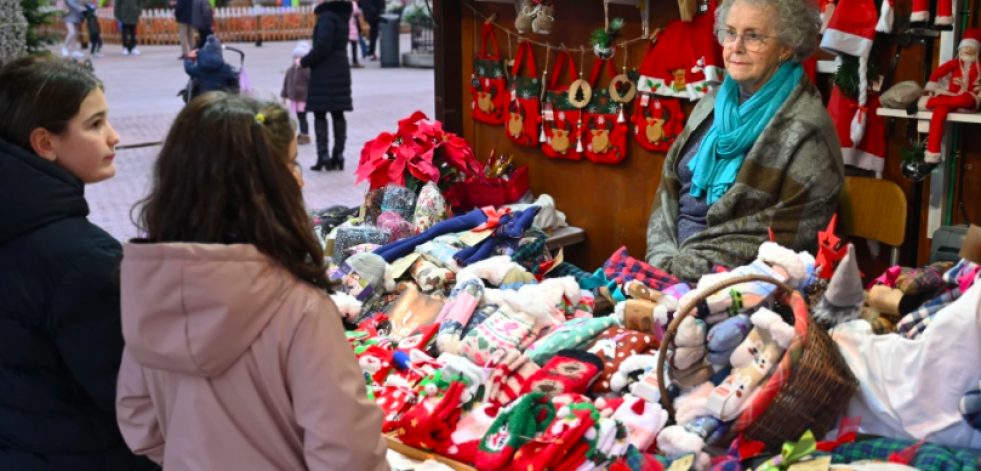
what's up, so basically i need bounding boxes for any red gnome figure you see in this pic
[919,29,981,164]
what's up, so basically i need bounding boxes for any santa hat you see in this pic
[821,0,878,144]
[877,0,894,33]
[960,29,981,51]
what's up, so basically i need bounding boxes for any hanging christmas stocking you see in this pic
[826,85,887,173]
[583,57,629,165]
[632,93,685,152]
[912,0,953,25]
[470,23,508,125]
[542,50,584,160]
[507,40,542,147]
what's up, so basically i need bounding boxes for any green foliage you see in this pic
[21,0,60,54]
[590,17,624,48]
[833,39,882,100]
[1,0,29,66]
[901,139,926,163]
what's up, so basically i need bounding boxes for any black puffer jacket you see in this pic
[0,137,157,471]
[301,1,353,113]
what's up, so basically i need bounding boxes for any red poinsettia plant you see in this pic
[355,111,483,192]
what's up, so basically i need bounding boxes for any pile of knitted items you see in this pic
[585,327,660,393]
[397,371,471,450]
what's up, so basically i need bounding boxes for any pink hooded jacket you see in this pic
[115,243,389,471]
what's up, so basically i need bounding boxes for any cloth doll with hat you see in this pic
[812,244,865,329]
[918,29,981,163]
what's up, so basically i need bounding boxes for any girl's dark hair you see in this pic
[0,55,103,150]
[135,92,329,289]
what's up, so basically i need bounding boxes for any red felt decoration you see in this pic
[816,214,848,279]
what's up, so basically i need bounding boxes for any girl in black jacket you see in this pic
[0,56,157,471]
[301,0,353,172]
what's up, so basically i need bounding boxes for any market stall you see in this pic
[318,0,981,469]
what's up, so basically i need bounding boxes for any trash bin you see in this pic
[380,13,401,68]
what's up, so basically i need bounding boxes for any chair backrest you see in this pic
[837,176,907,247]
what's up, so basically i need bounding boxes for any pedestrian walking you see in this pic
[61,0,84,58]
[300,0,353,171]
[175,0,195,59]
[282,41,312,145]
[114,0,143,55]
[116,93,389,471]
[191,0,213,50]
[361,0,384,61]
[349,0,364,68]
[84,4,103,58]
[0,55,159,471]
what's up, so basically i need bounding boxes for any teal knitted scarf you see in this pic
[688,62,803,205]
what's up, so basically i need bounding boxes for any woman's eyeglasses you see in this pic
[718,29,769,52]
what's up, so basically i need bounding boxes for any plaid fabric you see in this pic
[547,262,593,282]
[896,262,955,296]
[831,438,980,471]
[896,288,962,339]
[731,292,808,435]
[603,246,680,291]
[511,234,550,274]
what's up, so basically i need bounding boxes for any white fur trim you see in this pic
[797,251,816,270]
[385,375,412,388]
[613,302,626,324]
[654,305,670,326]
[480,288,507,308]
[752,308,795,349]
[558,406,572,418]
[383,263,397,293]
[910,10,930,21]
[925,151,943,163]
[851,110,867,145]
[457,256,523,286]
[821,28,874,59]
[330,292,362,322]
[672,382,715,425]
[936,15,955,25]
[657,425,706,458]
[611,354,660,392]
[841,146,886,173]
[876,0,894,33]
[758,242,807,288]
[659,294,679,311]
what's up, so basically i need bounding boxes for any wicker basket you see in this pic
[655,274,859,451]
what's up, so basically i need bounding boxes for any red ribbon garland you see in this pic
[816,416,862,452]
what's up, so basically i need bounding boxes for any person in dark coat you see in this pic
[360,0,385,60]
[174,0,195,59]
[0,56,158,471]
[301,0,353,172]
[191,0,214,50]
[114,0,143,55]
[185,35,239,96]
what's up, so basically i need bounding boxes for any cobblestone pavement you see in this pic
[81,37,434,241]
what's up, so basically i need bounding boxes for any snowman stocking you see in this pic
[474,392,556,471]
[613,396,669,451]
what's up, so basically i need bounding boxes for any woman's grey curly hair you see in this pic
[715,0,822,63]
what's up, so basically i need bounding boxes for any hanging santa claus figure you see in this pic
[918,28,981,163]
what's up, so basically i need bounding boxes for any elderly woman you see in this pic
[646,0,844,282]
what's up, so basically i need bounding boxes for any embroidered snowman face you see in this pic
[485,424,510,451]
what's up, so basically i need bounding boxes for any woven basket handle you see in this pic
[655,274,795,417]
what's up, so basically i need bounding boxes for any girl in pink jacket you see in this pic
[115,92,389,471]
[349,0,364,68]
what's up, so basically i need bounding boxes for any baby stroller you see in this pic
[178,44,245,104]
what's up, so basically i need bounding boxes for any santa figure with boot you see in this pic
[919,28,981,163]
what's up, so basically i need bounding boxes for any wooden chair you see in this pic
[837,176,908,266]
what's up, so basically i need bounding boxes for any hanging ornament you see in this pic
[591,1,624,60]
[617,104,626,123]
[900,140,935,182]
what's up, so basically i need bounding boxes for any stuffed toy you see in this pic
[329,252,396,320]
[656,383,717,468]
[706,308,794,421]
[919,29,981,163]
[812,244,866,329]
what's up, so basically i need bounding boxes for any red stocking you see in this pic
[925,93,977,159]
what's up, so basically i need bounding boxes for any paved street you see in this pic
[80,36,434,241]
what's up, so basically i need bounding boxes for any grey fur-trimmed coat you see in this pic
[646,74,844,282]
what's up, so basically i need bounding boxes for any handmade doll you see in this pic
[920,29,981,163]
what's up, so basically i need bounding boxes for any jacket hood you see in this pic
[0,136,88,245]
[121,243,298,378]
[315,0,353,17]
[198,36,225,71]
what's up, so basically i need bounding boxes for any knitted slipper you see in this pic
[512,403,600,471]
[521,349,606,398]
[436,278,485,355]
[474,392,556,471]
[436,402,502,464]
[398,378,468,450]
